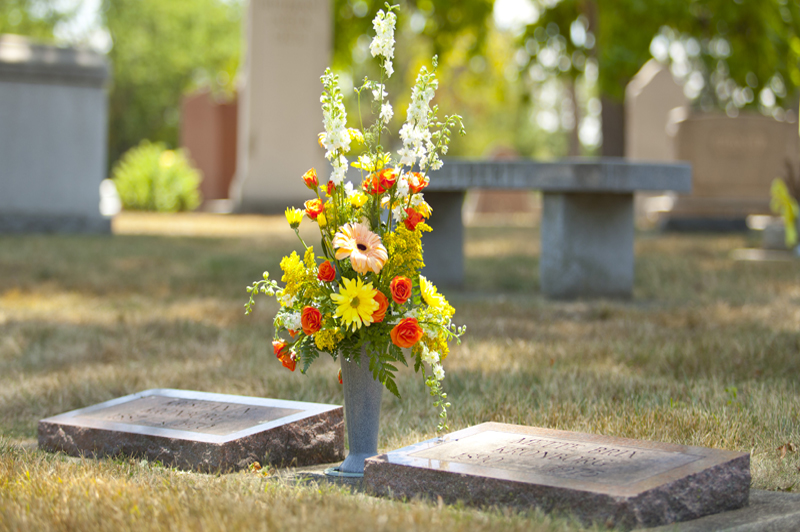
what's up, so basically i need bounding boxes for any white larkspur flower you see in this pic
[369,10,396,60]
[331,155,348,185]
[396,173,410,197]
[371,83,387,101]
[433,364,445,381]
[380,103,393,122]
[392,203,407,223]
[284,312,301,331]
[384,59,394,78]
[421,344,440,366]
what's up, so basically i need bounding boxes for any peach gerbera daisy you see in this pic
[332,222,388,274]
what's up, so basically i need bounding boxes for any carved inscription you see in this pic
[79,395,302,436]
[411,431,701,485]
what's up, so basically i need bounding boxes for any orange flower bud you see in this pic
[302,168,319,189]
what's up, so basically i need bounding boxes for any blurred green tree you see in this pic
[519,0,800,155]
[101,0,242,167]
[0,0,71,40]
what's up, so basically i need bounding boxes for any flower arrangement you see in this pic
[771,160,800,248]
[245,4,465,429]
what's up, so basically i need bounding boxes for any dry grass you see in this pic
[1,213,799,531]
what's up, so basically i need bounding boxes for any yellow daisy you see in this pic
[419,275,445,309]
[332,222,388,274]
[331,277,379,331]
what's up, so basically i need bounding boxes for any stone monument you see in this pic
[0,35,110,233]
[230,0,330,213]
[664,113,800,229]
[364,422,749,530]
[625,59,689,162]
[39,389,344,472]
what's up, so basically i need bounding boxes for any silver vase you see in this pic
[338,347,383,475]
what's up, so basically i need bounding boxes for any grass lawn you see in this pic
[1,213,799,531]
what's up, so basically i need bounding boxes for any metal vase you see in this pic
[338,348,383,475]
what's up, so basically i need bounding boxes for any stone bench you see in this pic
[422,159,692,299]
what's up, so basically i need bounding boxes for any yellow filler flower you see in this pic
[331,277,379,331]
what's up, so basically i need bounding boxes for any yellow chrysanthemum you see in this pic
[285,207,303,229]
[420,275,445,309]
[330,277,379,331]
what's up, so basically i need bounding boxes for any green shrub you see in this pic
[112,141,202,212]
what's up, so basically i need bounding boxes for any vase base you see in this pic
[324,466,364,479]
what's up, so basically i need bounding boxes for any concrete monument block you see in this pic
[230,0,330,213]
[364,422,750,530]
[625,60,689,162]
[0,35,110,233]
[39,389,344,472]
[664,112,799,228]
[540,193,634,299]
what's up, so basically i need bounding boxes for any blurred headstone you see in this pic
[0,35,110,233]
[230,0,330,212]
[180,90,238,209]
[663,113,800,230]
[625,59,688,162]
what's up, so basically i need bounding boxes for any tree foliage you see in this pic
[0,0,71,41]
[101,0,242,166]
[520,0,800,110]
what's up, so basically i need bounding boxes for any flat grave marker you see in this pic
[39,389,343,472]
[364,422,749,530]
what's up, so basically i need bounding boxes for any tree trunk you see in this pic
[601,96,625,157]
[567,79,581,157]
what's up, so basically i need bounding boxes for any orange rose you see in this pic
[390,317,424,348]
[372,291,389,323]
[378,168,397,191]
[407,172,428,194]
[301,306,322,335]
[390,276,412,305]
[304,198,324,219]
[404,208,424,231]
[326,181,336,196]
[318,260,336,282]
[302,168,318,189]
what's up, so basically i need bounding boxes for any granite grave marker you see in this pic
[364,422,749,530]
[39,389,343,472]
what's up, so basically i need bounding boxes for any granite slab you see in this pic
[39,389,344,472]
[364,423,749,530]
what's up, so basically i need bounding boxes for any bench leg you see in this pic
[421,191,465,288]
[540,192,634,299]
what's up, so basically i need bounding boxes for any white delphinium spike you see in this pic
[320,69,351,160]
[369,9,397,77]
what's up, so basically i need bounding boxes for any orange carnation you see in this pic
[390,276,412,305]
[318,260,336,282]
[304,198,324,219]
[372,291,389,323]
[404,208,424,231]
[301,306,322,335]
[390,317,424,348]
[302,168,318,189]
